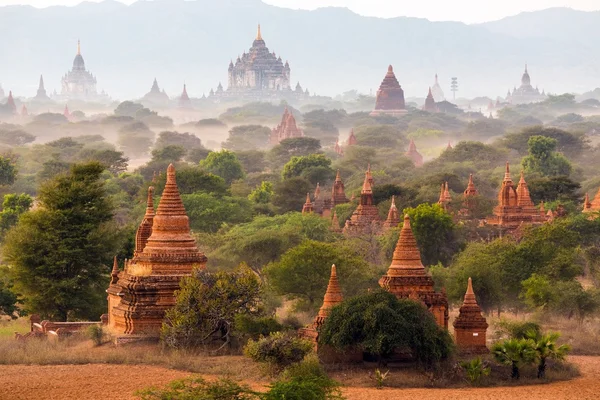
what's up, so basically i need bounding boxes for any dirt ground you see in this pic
[1,356,599,400]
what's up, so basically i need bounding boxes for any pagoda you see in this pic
[33,75,51,102]
[382,196,401,230]
[334,140,343,156]
[21,105,28,117]
[108,164,208,341]
[331,170,349,206]
[583,189,600,217]
[330,211,342,233]
[379,214,448,328]
[485,163,546,231]
[506,65,546,104]
[437,182,452,211]
[453,278,488,353]
[422,87,438,112]
[270,107,304,144]
[60,40,99,100]
[370,65,407,117]
[313,183,330,217]
[431,73,445,101]
[141,78,169,106]
[405,139,423,167]
[343,167,381,235]
[347,129,357,146]
[179,84,191,108]
[63,105,71,120]
[302,193,314,214]
[459,174,478,217]
[5,91,16,114]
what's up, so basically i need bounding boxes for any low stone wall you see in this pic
[15,314,108,340]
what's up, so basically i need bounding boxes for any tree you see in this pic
[153,166,228,196]
[199,150,245,184]
[185,147,211,164]
[236,150,267,174]
[521,136,572,177]
[154,131,202,150]
[0,277,21,319]
[354,125,406,149]
[222,125,271,151]
[0,156,17,186]
[114,101,144,117]
[249,181,274,204]
[503,126,586,158]
[151,145,186,163]
[264,240,371,310]
[117,122,155,158]
[272,177,313,213]
[0,129,36,146]
[526,175,580,204]
[182,193,254,233]
[268,137,321,168]
[77,148,129,175]
[161,265,262,350]
[0,193,33,238]
[404,203,461,266]
[282,154,333,180]
[3,162,120,320]
[492,338,536,379]
[319,291,453,366]
[526,331,570,379]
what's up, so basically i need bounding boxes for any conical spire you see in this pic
[464,174,477,197]
[6,91,16,114]
[584,192,592,212]
[362,171,373,194]
[77,39,81,56]
[444,182,452,202]
[504,162,511,181]
[110,256,119,284]
[256,24,263,40]
[314,183,321,200]
[335,169,341,182]
[516,170,534,207]
[145,186,155,215]
[438,183,445,204]
[463,277,478,306]
[385,215,426,277]
[384,196,401,228]
[330,211,341,232]
[317,265,343,318]
[38,75,45,91]
[134,186,155,254]
[302,192,313,214]
[331,170,348,206]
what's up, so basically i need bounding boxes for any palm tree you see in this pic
[526,331,571,379]
[492,338,536,379]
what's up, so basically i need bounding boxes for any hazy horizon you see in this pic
[1,0,599,23]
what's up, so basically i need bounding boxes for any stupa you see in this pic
[437,182,452,211]
[431,73,445,101]
[347,129,357,146]
[179,84,191,108]
[108,164,208,341]
[330,211,342,232]
[33,75,51,102]
[506,65,547,105]
[459,174,478,217]
[331,170,349,206]
[379,215,448,328]
[141,78,169,106]
[302,193,314,214]
[370,65,407,116]
[60,40,100,101]
[270,107,304,144]
[6,91,16,114]
[343,167,381,235]
[422,87,438,112]
[485,163,547,231]
[453,277,488,353]
[382,196,401,230]
[405,139,423,167]
[583,189,600,217]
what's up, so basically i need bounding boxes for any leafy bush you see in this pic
[234,314,283,340]
[371,369,389,389]
[87,325,104,346]
[460,357,490,384]
[492,338,536,379]
[244,332,313,372]
[136,377,258,400]
[495,319,541,340]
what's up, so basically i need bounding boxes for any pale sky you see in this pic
[0,0,598,23]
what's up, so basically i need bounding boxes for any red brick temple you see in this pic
[405,139,424,167]
[583,189,600,217]
[422,87,438,112]
[379,215,448,329]
[382,196,401,230]
[107,164,208,341]
[485,163,546,232]
[458,174,478,217]
[370,65,407,117]
[437,182,452,211]
[343,168,381,235]
[302,193,314,214]
[270,107,304,144]
[331,170,349,206]
[347,129,357,146]
[453,277,488,354]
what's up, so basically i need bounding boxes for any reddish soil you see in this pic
[0,356,599,400]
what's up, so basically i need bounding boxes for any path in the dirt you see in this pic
[0,356,599,400]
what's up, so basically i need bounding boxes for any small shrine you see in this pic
[343,167,381,235]
[406,139,424,167]
[382,196,401,230]
[453,277,488,354]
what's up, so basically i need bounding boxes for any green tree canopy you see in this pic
[272,177,313,213]
[182,192,254,233]
[282,154,333,181]
[222,125,271,151]
[199,150,245,184]
[3,162,120,320]
[521,135,572,177]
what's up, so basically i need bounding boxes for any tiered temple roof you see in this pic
[343,167,381,235]
[330,211,342,232]
[370,65,407,116]
[312,265,343,330]
[453,277,488,353]
[506,64,547,105]
[179,84,191,108]
[6,91,16,114]
[34,75,51,101]
[61,40,98,100]
[302,193,314,214]
[485,163,547,231]
[405,139,423,167]
[423,87,438,112]
[379,215,448,328]
[431,73,445,101]
[437,182,452,210]
[583,189,600,216]
[108,164,207,338]
[331,170,348,206]
[270,107,304,144]
[141,78,169,105]
[459,174,478,217]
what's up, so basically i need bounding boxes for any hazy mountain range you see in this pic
[0,0,598,101]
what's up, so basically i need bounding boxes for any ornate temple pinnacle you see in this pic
[146,186,155,214]
[166,163,176,183]
[504,162,511,180]
[256,24,262,40]
[77,39,81,55]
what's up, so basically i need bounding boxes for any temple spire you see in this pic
[110,256,119,284]
[302,193,313,214]
[312,264,343,329]
[504,162,511,181]
[77,39,81,55]
[256,24,262,40]
[146,186,155,215]
[385,214,426,276]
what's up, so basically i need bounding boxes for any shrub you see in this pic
[495,319,541,340]
[234,314,283,340]
[492,338,536,379]
[244,332,313,372]
[460,357,490,384]
[87,325,104,346]
[371,369,389,389]
[136,377,258,400]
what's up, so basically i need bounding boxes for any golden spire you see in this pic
[77,39,81,55]
[256,24,262,40]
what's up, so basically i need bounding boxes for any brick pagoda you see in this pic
[370,65,407,117]
[583,189,600,217]
[406,139,424,167]
[453,277,488,353]
[382,196,401,230]
[379,214,448,328]
[347,129,357,146]
[179,84,191,108]
[485,163,546,232]
[458,174,478,217]
[302,193,314,214]
[270,107,304,144]
[343,168,381,235]
[437,182,452,211]
[422,87,438,112]
[108,164,208,341]
[331,170,349,206]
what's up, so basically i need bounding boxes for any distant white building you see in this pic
[506,65,547,104]
[431,73,445,102]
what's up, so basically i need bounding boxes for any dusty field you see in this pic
[0,356,599,400]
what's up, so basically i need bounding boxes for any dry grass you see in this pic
[0,318,29,338]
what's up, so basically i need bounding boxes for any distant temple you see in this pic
[422,87,438,112]
[370,65,407,117]
[382,196,401,230]
[107,165,208,341]
[583,189,600,217]
[347,129,357,146]
[60,40,104,101]
[270,107,304,144]
[211,25,309,101]
[431,73,445,102]
[179,84,191,108]
[437,182,452,211]
[141,78,169,106]
[302,171,349,217]
[5,91,16,114]
[33,75,51,102]
[458,174,479,218]
[379,214,448,329]
[405,139,423,167]
[485,163,547,232]
[343,166,381,235]
[506,65,547,104]
[453,277,488,353]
